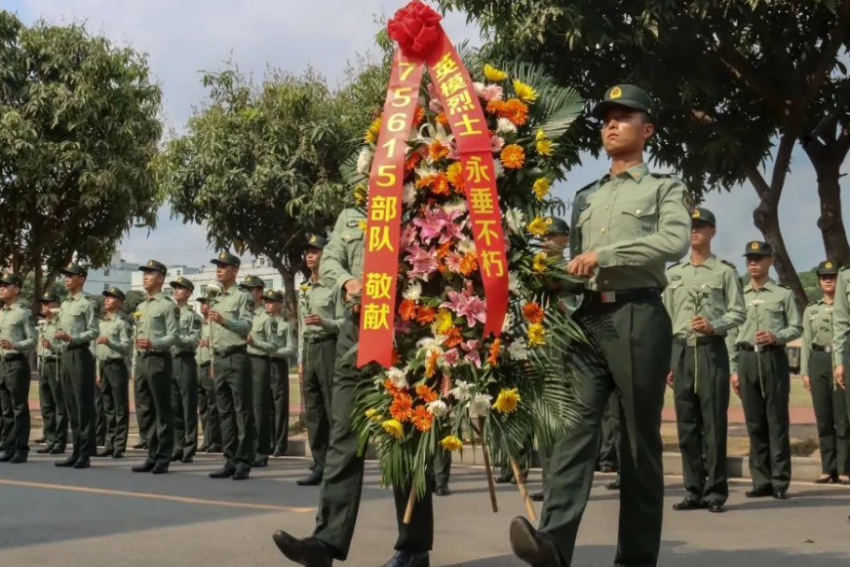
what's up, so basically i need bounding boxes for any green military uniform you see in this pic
[196,294,222,451]
[269,291,296,457]
[801,261,848,479]
[170,277,203,462]
[96,287,132,456]
[0,274,37,462]
[833,267,850,424]
[663,208,746,507]
[37,293,68,454]
[56,264,99,465]
[242,275,277,463]
[728,242,802,493]
[208,251,255,476]
[133,260,179,470]
[312,208,435,560]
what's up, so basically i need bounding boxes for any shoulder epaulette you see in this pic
[808,300,818,306]
[720,259,738,272]
[666,261,682,272]
[777,283,791,290]
[649,172,675,178]
[842,266,850,272]
[575,180,597,196]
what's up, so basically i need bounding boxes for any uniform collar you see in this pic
[745,280,775,293]
[684,254,718,269]
[146,292,165,301]
[70,291,84,301]
[598,162,650,186]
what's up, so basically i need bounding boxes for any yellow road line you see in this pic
[0,478,315,513]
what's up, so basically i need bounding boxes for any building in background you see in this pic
[82,253,141,295]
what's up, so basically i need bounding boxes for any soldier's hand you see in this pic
[54,331,72,342]
[344,279,363,302]
[691,316,715,335]
[567,252,599,278]
[731,374,741,397]
[96,336,109,345]
[835,365,846,390]
[207,310,225,325]
[0,339,15,350]
[247,334,255,346]
[136,338,153,351]
[199,338,209,348]
[41,338,52,349]
[802,376,811,392]
[666,370,674,389]
[304,314,324,327]
[754,331,777,345]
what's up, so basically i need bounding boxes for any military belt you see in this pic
[174,351,196,358]
[249,353,270,360]
[812,344,833,353]
[673,335,725,347]
[40,356,58,362]
[0,353,25,362]
[101,358,125,365]
[200,361,211,369]
[138,350,170,359]
[304,335,335,345]
[66,342,91,351]
[738,343,783,353]
[583,287,662,305]
[214,345,247,357]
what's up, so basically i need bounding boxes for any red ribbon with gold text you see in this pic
[358,1,509,368]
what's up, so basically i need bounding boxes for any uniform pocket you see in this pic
[619,198,658,239]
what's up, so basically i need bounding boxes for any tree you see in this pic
[440,0,849,309]
[159,60,388,319]
[0,12,163,313]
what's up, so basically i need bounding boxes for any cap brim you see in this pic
[691,219,715,227]
[743,252,772,257]
[818,269,840,276]
[138,266,165,273]
[102,291,124,300]
[58,269,79,276]
[592,100,650,119]
[169,281,191,290]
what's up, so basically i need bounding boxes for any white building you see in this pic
[82,253,140,295]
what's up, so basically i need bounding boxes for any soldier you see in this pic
[728,241,802,500]
[508,84,691,567]
[130,260,178,475]
[273,207,435,567]
[54,263,99,469]
[207,251,254,480]
[94,287,132,459]
[663,207,746,513]
[197,293,222,453]
[264,289,297,459]
[0,273,37,464]
[832,266,850,452]
[36,292,68,455]
[297,234,345,485]
[169,276,202,464]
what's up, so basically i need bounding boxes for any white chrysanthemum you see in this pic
[472,81,486,97]
[449,380,473,402]
[494,161,505,178]
[402,281,422,301]
[457,238,476,255]
[402,182,417,205]
[415,165,439,179]
[426,400,449,417]
[508,338,530,361]
[505,208,525,235]
[443,199,467,215]
[496,117,517,135]
[469,393,494,419]
[501,312,515,333]
[356,147,373,175]
[386,367,408,390]
[508,271,520,293]
[417,337,440,351]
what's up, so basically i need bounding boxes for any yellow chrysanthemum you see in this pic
[527,216,552,237]
[133,311,143,320]
[382,419,404,439]
[364,117,382,143]
[353,184,367,206]
[434,308,455,335]
[493,388,521,414]
[365,408,382,423]
[513,79,537,103]
[533,178,550,201]
[483,64,507,82]
[527,323,546,347]
[532,252,548,273]
[440,435,464,452]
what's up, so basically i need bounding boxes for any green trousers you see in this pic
[136,353,174,464]
[61,347,97,459]
[213,349,255,470]
[434,448,451,490]
[597,392,621,470]
[672,338,730,504]
[250,355,273,457]
[172,353,199,459]
[302,337,336,471]
[271,358,289,455]
[808,351,849,476]
[541,297,670,567]
[313,316,433,559]
[99,359,130,453]
[95,378,106,446]
[39,357,67,451]
[198,362,222,448]
[135,374,151,444]
[738,348,791,490]
[0,357,31,455]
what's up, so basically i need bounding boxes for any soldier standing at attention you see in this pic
[0,273,37,464]
[94,287,132,459]
[54,263,99,469]
[197,293,222,453]
[36,292,68,455]
[169,276,202,464]
[508,84,690,567]
[207,251,254,480]
[832,266,850,455]
[728,241,802,500]
[264,289,297,459]
[663,207,746,513]
[130,260,178,475]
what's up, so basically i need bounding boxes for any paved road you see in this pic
[0,451,847,566]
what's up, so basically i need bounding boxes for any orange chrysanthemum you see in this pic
[488,338,501,366]
[446,162,465,192]
[486,99,505,115]
[412,406,434,432]
[384,378,403,397]
[500,144,526,169]
[436,240,454,259]
[442,326,464,349]
[389,393,414,422]
[416,173,450,196]
[501,98,529,126]
[436,112,449,126]
[459,253,478,277]
[399,299,418,321]
[522,302,545,324]
[428,140,450,161]
[425,349,440,378]
[413,106,426,127]
[416,384,439,404]
[405,151,422,172]
[417,306,436,325]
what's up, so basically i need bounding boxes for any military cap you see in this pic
[592,84,656,121]
[743,240,772,257]
[239,275,265,290]
[196,294,211,304]
[59,262,88,277]
[545,217,570,236]
[39,291,60,303]
[306,233,329,250]
[262,289,284,303]
[0,273,24,287]
[817,260,841,276]
[169,276,195,292]
[211,250,241,267]
[139,259,168,274]
[102,286,126,301]
[691,207,716,227]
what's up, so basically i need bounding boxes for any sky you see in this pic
[7,0,849,274]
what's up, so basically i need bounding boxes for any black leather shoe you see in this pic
[112,451,125,459]
[209,465,236,479]
[9,453,28,464]
[434,486,451,497]
[206,444,222,453]
[181,455,193,464]
[34,437,46,444]
[50,446,66,455]
[672,498,704,511]
[707,500,725,513]
[381,551,430,567]
[36,446,52,454]
[72,457,90,469]
[132,442,148,450]
[152,461,169,475]
[232,468,250,481]
[773,488,789,500]
[509,516,562,567]
[814,474,837,484]
[746,485,773,498]
[253,456,268,468]
[605,480,620,491]
[272,531,333,567]
[531,492,544,502]
[297,470,323,486]
[0,453,14,463]
[55,456,78,468]
[95,449,113,458]
[132,460,156,473]
[170,453,182,463]
[198,444,209,453]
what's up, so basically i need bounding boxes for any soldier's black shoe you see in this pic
[209,465,236,479]
[198,444,209,453]
[132,442,148,450]
[50,446,66,455]
[55,456,78,468]
[36,446,52,454]
[509,516,563,567]
[232,468,250,481]
[9,453,28,464]
[707,500,725,513]
[745,485,773,498]
[272,531,333,567]
[0,453,14,463]
[672,498,704,511]
[814,474,836,484]
[72,457,90,469]
[34,437,46,444]
[434,486,451,497]
[206,444,222,453]
[773,488,789,500]
[112,451,124,459]
[605,480,620,491]
[95,449,113,458]
[531,491,544,502]
[253,456,268,468]
[181,455,193,464]
[381,551,430,567]
[297,470,323,486]
[132,460,156,473]
[170,453,182,463]
[152,461,169,475]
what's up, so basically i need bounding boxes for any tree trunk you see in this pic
[270,257,299,328]
[802,139,850,263]
[32,263,44,317]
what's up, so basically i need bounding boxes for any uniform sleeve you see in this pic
[14,312,37,352]
[320,212,356,291]
[727,328,740,374]
[710,268,747,336]
[662,269,675,321]
[70,300,99,346]
[568,189,590,258]
[184,313,203,350]
[252,317,279,354]
[800,312,813,377]
[595,179,691,269]
[276,320,297,363]
[222,293,252,337]
[833,272,849,366]
[152,302,179,350]
[321,286,347,333]
[776,291,802,344]
[107,319,132,357]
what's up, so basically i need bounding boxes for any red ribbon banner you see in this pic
[357,1,509,368]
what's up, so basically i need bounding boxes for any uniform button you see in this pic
[601,228,606,233]
[635,209,641,214]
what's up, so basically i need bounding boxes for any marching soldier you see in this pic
[54,263,99,469]
[197,293,222,453]
[832,266,850,443]
[207,251,254,480]
[274,207,435,567]
[264,289,296,458]
[169,276,202,463]
[36,292,68,455]
[728,241,802,500]
[0,273,37,464]
[297,234,345,485]
[242,275,276,468]
[663,207,746,513]
[95,287,132,459]
[130,260,178,475]
[509,84,690,567]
